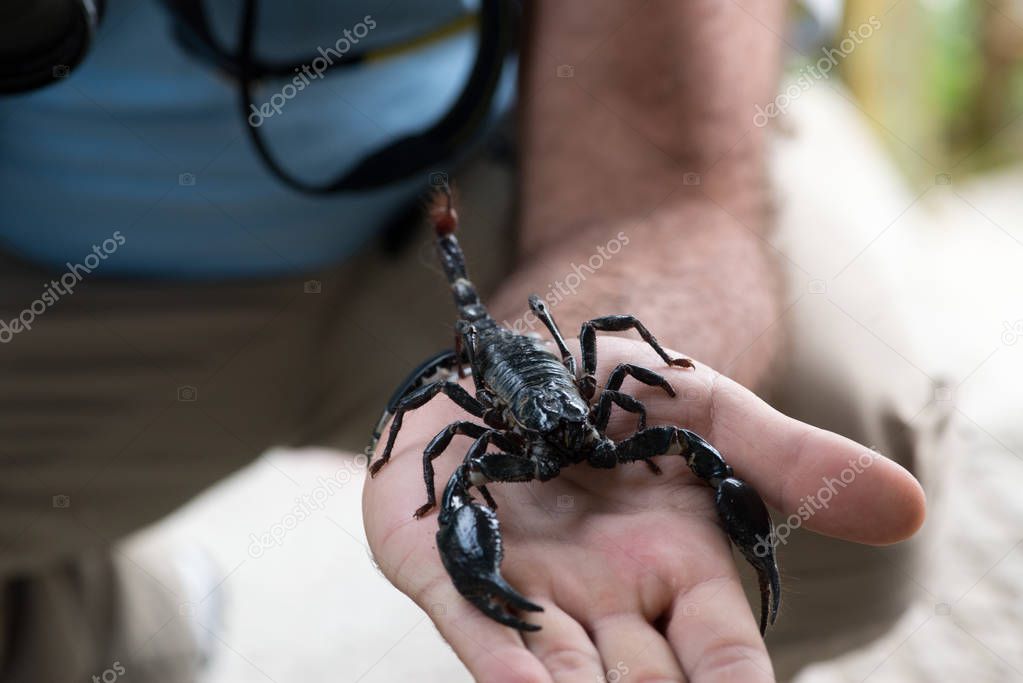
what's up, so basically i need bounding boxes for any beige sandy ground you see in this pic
[127,85,1023,682]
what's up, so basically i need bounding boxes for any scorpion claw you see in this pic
[436,474,543,631]
[465,576,544,632]
[714,478,781,636]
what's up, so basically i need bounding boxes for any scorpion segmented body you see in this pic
[369,188,781,634]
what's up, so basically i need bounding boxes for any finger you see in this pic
[420,576,553,683]
[590,613,687,683]
[665,575,774,683]
[593,336,926,545]
[699,370,924,545]
[521,600,605,682]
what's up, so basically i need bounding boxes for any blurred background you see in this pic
[121,1,1023,681]
[812,0,1023,180]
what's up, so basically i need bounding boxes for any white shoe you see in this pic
[112,538,225,682]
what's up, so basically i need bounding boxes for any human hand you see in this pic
[362,336,925,682]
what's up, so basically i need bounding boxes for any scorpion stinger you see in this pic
[369,188,781,635]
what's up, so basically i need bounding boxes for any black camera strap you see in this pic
[168,0,519,194]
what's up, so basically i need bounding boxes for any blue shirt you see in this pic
[0,0,514,278]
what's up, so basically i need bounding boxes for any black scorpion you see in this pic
[369,189,780,634]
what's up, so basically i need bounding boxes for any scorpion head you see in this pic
[515,384,595,453]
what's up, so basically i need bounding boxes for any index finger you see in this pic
[595,337,926,546]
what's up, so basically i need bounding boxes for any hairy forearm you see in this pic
[489,208,782,388]
[491,0,787,389]
[515,0,786,236]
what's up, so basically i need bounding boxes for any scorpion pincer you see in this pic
[369,187,781,634]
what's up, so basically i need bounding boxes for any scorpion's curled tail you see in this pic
[429,186,492,324]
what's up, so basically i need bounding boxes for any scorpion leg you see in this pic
[601,426,780,635]
[528,295,576,376]
[436,435,543,631]
[592,363,678,433]
[453,330,467,379]
[457,321,507,431]
[579,315,693,400]
[478,484,498,510]
[603,362,677,398]
[593,390,648,432]
[591,390,663,474]
[369,381,486,476]
[456,320,485,394]
[592,363,678,474]
[368,349,461,456]
[417,424,519,518]
[417,421,490,518]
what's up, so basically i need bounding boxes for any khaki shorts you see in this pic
[0,123,943,680]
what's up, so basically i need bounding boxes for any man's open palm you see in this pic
[363,337,925,682]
